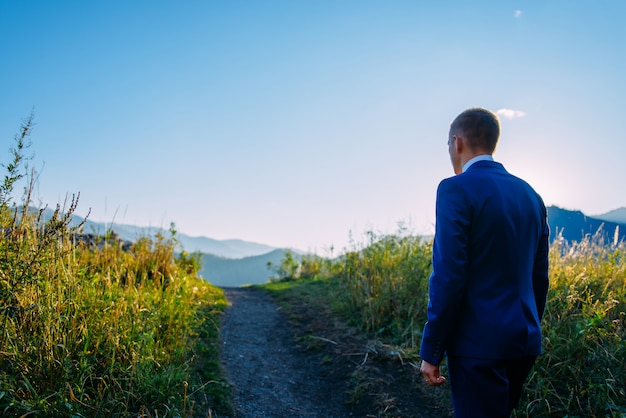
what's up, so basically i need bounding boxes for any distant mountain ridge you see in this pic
[547,206,626,244]
[26,207,290,287]
[82,222,277,258]
[199,249,287,287]
[33,208,279,259]
[591,207,626,225]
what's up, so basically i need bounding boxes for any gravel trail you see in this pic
[219,287,352,418]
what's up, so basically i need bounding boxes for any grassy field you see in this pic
[1,117,232,417]
[266,227,626,417]
[5,116,624,417]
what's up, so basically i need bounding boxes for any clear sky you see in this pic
[1,1,625,253]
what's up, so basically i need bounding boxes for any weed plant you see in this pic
[0,117,231,417]
[272,227,626,417]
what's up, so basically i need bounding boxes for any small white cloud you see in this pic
[496,108,526,119]
[514,10,523,18]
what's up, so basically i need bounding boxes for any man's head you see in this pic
[448,108,500,174]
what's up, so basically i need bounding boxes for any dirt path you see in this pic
[219,287,352,417]
[219,287,452,418]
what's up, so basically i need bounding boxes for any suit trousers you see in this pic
[446,355,537,418]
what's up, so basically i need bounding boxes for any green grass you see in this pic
[523,233,626,417]
[7,113,625,417]
[0,116,233,417]
[268,228,626,417]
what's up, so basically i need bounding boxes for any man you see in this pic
[419,108,549,417]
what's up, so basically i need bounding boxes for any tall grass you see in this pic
[523,231,626,417]
[1,116,231,417]
[336,231,432,347]
[274,228,626,417]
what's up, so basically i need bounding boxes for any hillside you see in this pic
[199,249,288,287]
[28,207,293,287]
[177,235,277,258]
[547,206,626,244]
[33,207,278,258]
[591,207,626,224]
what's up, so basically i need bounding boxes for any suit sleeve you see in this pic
[420,179,470,366]
[533,197,550,320]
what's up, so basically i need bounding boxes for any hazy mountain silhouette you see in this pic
[199,249,287,287]
[72,214,290,286]
[547,206,626,244]
[28,206,292,286]
[176,236,277,259]
[35,209,278,258]
[591,207,626,225]
[86,223,277,258]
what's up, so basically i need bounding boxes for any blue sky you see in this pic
[1,1,625,252]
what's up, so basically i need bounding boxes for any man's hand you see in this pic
[420,360,447,386]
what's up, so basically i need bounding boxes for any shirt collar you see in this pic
[462,154,494,173]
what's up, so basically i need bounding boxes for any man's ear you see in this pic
[454,135,464,154]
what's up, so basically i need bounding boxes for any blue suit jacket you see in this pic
[420,160,549,365]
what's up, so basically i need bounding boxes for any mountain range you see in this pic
[590,207,626,225]
[74,216,286,286]
[34,205,626,287]
[199,250,288,287]
[548,206,626,244]
[69,215,278,259]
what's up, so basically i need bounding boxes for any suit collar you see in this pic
[462,155,494,172]
[464,159,505,172]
